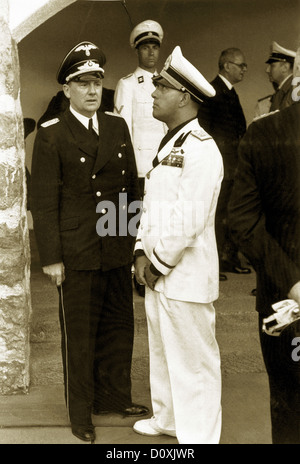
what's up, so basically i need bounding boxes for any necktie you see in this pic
[88,118,94,132]
[88,118,98,139]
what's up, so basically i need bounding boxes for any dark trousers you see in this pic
[259,315,300,444]
[58,265,134,426]
[215,178,240,265]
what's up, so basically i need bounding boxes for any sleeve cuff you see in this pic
[150,263,163,276]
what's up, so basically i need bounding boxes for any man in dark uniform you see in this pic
[266,41,296,112]
[228,100,300,444]
[30,41,148,443]
[198,48,251,280]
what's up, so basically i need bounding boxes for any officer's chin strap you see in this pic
[262,299,300,336]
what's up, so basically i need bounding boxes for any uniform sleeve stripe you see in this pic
[153,249,175,270]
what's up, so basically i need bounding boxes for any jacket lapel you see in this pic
[157,119,199,164]
[93,112,115,173]
[63,110,98,159]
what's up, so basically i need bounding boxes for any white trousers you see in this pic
[145,289,222,444]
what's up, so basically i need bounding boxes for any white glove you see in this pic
[262,299,300,336]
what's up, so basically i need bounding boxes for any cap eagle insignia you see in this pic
[75,44,97,56]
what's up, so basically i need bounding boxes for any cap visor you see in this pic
[152,75,178,90]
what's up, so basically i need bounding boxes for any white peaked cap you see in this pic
[266,41,296,64]
[153,46,215,103]
[130,20,163,49]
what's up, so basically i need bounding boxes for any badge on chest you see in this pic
[161,148,184,168]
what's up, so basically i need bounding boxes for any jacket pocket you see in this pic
[60,217,79,231]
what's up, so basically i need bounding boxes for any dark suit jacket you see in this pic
[198,75,246,180]
[270,74,294,112]
[31,109,140,271]
[228,102,300,315]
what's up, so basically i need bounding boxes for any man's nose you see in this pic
[88,82,97,92]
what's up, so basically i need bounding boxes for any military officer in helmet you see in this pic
[30,41,148,443]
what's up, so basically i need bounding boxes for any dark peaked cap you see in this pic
[57,41,106,84]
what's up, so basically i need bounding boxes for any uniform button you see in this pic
[92,174,96,179]
[122,205,126,210]
[118,153,122,158]
[80,157,86,163]
[122,187,126,192]
[96,191,101,197]
[101,208,106,214]
[122,170,125,175]
[146,173,150,179]
[143,207,147,213]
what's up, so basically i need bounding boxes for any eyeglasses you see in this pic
[227,61,248,70]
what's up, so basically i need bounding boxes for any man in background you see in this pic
[198,48,250,281]
[114,19,167,296]
[114,19,167,189]
[266,41,296,112]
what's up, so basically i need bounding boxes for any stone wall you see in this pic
[0,1,31,395]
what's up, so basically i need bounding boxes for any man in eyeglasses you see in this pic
[198,48,250,280]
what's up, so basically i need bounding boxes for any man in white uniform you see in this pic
[114,19,167,188]
[114,19,167,296]
[133,46,223,444]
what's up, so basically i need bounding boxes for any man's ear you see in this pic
[63,84,71,99]
[179,92,191,107]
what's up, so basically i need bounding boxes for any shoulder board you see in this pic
[257,94,272,102]
[191,129,212,141]
[105,111,122,117]
[41,117,60,128]
[122,73,133,80]
[253,109,280,122]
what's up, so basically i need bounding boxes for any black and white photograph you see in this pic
[0,0,300,447]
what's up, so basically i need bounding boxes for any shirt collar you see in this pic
[218,74,233,90]
[278,73,293,89]
[157,117,196,153]
[69,105,99,134]
[136,66,158,77]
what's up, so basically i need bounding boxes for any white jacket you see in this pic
[114,67,167,177]
[135,118,223,303]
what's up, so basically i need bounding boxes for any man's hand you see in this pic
[145,265,159,291]
[42,262,65,286]
[134,255,150,286]
[288,281,300,307]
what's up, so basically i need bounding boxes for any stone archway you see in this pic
[0,0,80,395]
